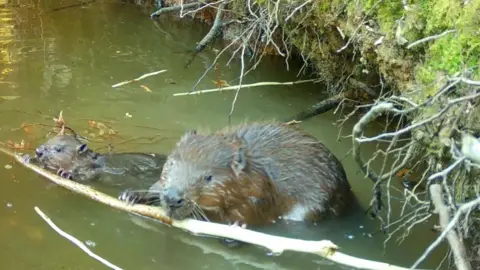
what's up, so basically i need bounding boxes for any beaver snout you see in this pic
[164,188,185,209]
[35,146,44,158]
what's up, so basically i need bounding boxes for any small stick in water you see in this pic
[173,79,317,96]
[34,206,124,270]
[112,70,167,88]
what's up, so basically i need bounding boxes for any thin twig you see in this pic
[174,79,317,96]
[111,70,167,88]
[228,44,246,124]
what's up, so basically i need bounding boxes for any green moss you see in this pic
[412,0,480,86]
[421,0,462,34]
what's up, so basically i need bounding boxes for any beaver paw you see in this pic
[22,154,31,163]
[220,221,247,248]
[118,189,140,205]
[56,168,73,180]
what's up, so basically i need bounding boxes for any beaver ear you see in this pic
[231,147,247,177]
[77,144,88,154]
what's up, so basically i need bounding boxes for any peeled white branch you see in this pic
[1,146,411,270]
[34,206,124,270]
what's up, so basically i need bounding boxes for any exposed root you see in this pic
[420,184,471,270]
[283,90,353,123]
[344,71,480,268]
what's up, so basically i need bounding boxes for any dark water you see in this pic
[0,0,447,269]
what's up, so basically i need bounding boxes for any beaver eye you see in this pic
[205,175,212,182]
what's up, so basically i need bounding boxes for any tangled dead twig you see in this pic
[346,71,480,268]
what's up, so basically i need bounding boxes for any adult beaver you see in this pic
[24,134,167,185]
[120,121,354,226]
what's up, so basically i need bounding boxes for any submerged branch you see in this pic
[283,90,351,122]
[185,1,228,68]
[194,1,227,54]
[173,79,317,96]
[1,146,411,270]
[35,207,124,270]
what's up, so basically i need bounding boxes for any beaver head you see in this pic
[154,130,251,221]
[35,134,98,171]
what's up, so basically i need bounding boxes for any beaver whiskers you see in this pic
[192,203,210,222]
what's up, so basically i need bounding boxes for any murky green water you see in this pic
[0,1,447,269]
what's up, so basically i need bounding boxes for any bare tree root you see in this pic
[346,71,480,268]
[352,103,416,218]
[0,146,413,270]
[283,90,353,123]
[184,1,228,68]
[426,184,471,270]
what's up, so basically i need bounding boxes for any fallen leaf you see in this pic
[396,168,410,178]
[212,79,230,88]
[21,123,32,134]
[6,140,29,150]
[140,85,152,92]
[0,96,20,101]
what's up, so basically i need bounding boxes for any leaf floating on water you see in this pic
[88,120,117,137]
[140,85,152,92]
[212,79,230,88]
[20,123,32,134]
[0,96,20,101]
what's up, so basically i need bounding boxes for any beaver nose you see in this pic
[35,147,43,158]
[164,188,185,209]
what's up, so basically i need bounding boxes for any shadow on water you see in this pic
[0,0,447,269]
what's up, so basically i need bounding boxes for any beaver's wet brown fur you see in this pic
[25,134,166,183]
[120,121,354,226]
